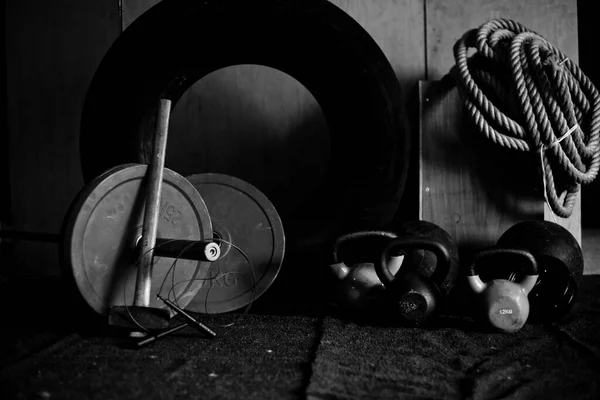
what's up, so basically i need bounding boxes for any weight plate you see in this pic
[63,164,212,315]
[184,173,285,314]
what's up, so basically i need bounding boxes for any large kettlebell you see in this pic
[374,221,459,323]
[467,249,539,333]
[329,230,401,315]
[484,220,584,323]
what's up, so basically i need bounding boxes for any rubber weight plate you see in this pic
[63,164,212,315]
[184,173,285,314]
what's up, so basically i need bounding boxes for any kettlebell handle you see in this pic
[374,237,452,288]
[467,248,539,294]
[332,230,397,264]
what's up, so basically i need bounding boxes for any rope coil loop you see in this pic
[453,18,600,218]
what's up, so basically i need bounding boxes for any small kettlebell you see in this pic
[492,221,584,323]
[467,248,539,333]
[329,230,401,314]
[375,236,453,324]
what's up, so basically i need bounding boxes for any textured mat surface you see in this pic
[306,276,600,400]
[0,314,321,400]
[1,277,599,399]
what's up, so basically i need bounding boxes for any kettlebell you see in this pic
[393,220,460,296]
[485,221,584,323]
[374,221,458,323]
[329,230,401,315]
[467,248,539,332]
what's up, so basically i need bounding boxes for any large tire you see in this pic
[80,0,409,241]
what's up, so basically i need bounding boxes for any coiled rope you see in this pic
[453,18,600,218]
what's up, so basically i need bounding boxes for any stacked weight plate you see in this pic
[63,166,285,317]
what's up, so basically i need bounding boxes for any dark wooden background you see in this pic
[3,0,596,278]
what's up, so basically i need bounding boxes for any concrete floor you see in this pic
[583,229,600,274]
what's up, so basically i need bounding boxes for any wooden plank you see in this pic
[6,0,121,276]
[419,80,544,258]
[423,0,581,248]
[582,229,600,275]
[122,0,426,220]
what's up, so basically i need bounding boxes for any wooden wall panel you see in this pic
[0,2,9,228]
[122,0,161,30]
[329,0,426,108]
[5,0,121,276]
[123,0,426,220]
[578,0,600,229]
[421,0,581,252]
[167,66,329,219]
[425,0,578,79]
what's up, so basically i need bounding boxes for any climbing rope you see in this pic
[453,18,600,218]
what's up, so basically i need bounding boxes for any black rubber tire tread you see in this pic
[80,0,409,235]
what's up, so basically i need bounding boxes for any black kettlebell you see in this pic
[393,220,460,297]
[374,221,459,323]
[329,230,399,315]
[482,220,584,323]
